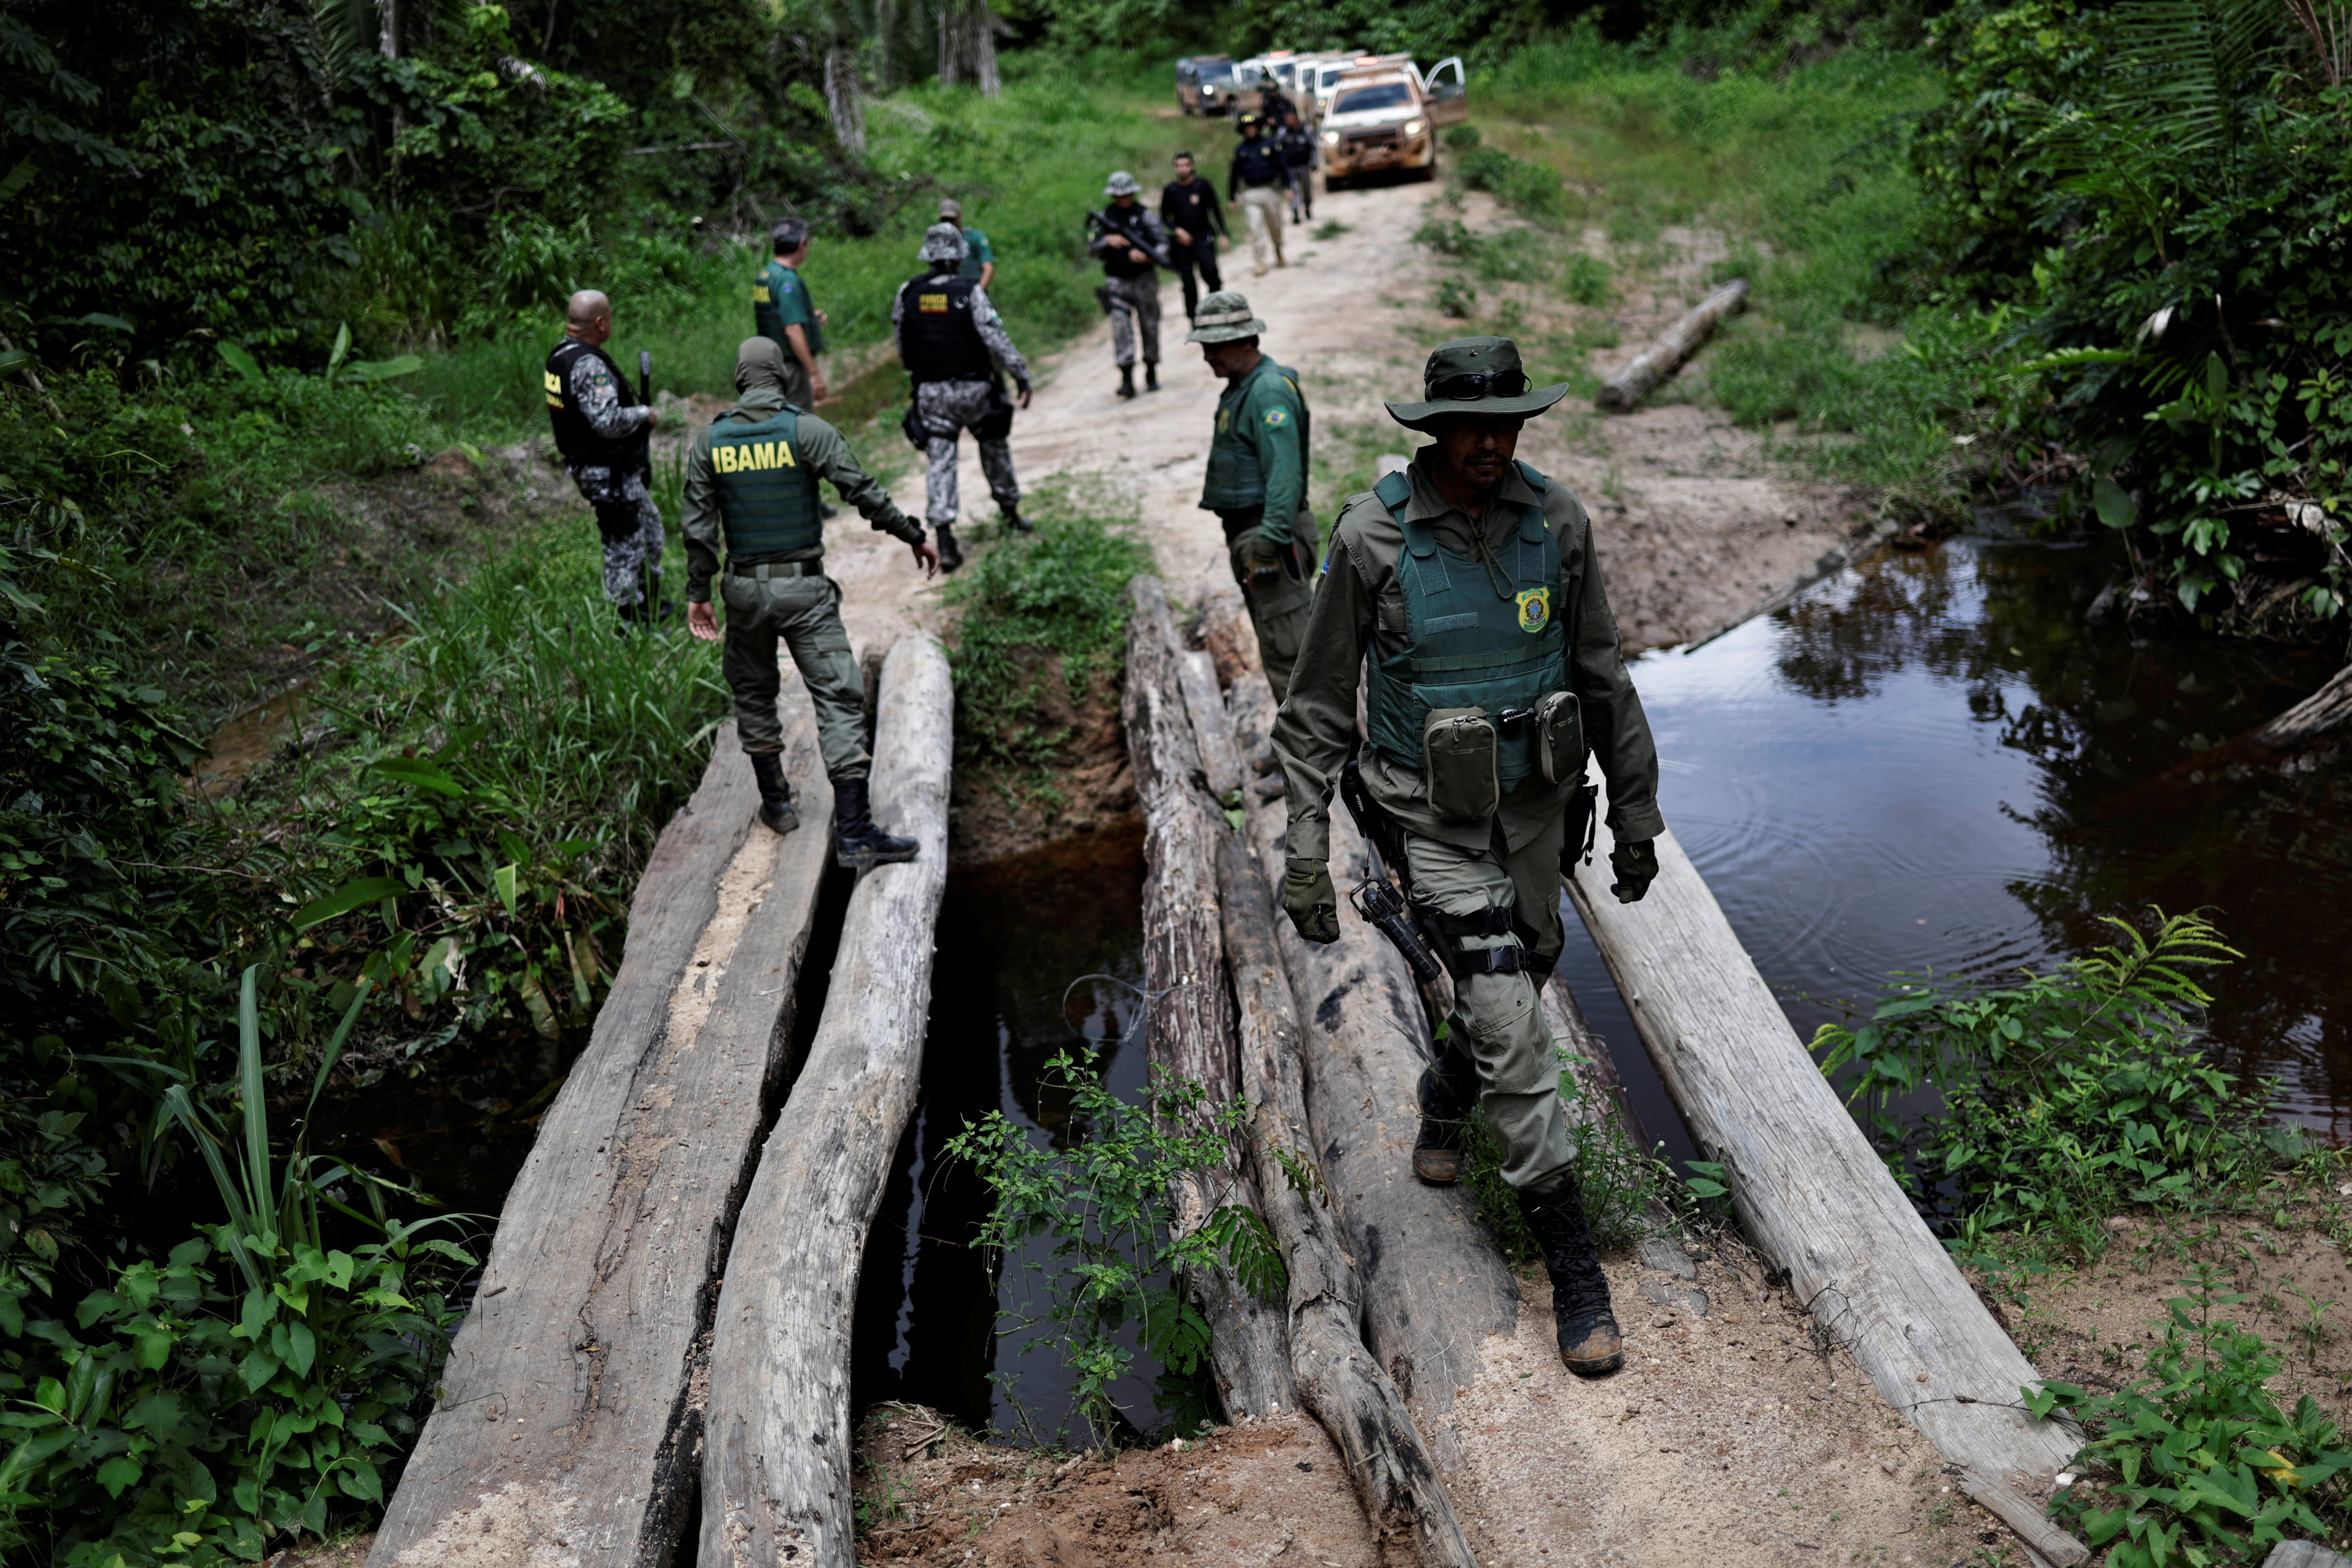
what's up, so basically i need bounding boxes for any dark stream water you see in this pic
[333,526,2352,1443]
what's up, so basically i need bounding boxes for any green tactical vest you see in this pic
[1364,462,1569,789]
[711,408,822,557]
[1202,358,1308,511]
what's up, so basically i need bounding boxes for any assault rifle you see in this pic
[1336,756,1446,987]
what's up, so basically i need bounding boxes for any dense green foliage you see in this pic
[2033,1273,2352,1565]
[1817,911,2285,1263]
[944,1047,1283,1448]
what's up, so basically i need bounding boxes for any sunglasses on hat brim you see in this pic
[1423,369,1531,402]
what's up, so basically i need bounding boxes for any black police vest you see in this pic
[1233,139,1287,189]
[1096,208,1159,279]
[710,408,822,557]
[543,338,647,469]
[898,273,995,383]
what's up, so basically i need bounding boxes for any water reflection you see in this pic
[1561,534,2352,1159]
[850,828,1159,1439]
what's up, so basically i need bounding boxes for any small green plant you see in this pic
[2032,1269,2352,1564]
[1312,219,1351,240]
[1817,909,2275,1264]
[1436,277,1479,320]
[1563,253,1614,307]
[1461,1045,1680,1264]
[944,1047,1285,1450]
[1412,216,1482,259]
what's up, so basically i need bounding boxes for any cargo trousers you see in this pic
[1404,807,1575,1194]
[717,568,870,781]
[1218,508,1318,706]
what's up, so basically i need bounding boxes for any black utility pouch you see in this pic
[1534,689,1586,784]
[1422,708,1499,821]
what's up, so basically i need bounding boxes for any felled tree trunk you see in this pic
[1123,576,1294,1420]
[697,635,953,1568]
[1596,279,1748,412]
[1217,832,1479,1568]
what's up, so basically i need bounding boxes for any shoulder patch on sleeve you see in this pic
[1263,407,1289,427]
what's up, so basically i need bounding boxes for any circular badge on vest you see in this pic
[1516,586,1551,634]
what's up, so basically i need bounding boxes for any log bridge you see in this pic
[364,577,2087,1568]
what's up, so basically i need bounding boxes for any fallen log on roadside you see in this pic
[370,701,835,1568]
[1216,831,1479,1568]
[1562,778,2085,1499]
[1221,657,1520,1470]
[1596,278,1749,413]
[1123,576,1294,1421]
[696,634,952,1568]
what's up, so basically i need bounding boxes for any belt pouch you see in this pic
[1422,708,1498,821]
[1535,689,1585,784]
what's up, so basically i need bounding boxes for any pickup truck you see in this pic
[1318,61,1468,187]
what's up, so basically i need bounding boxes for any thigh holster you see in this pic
[1417,904,1550,978]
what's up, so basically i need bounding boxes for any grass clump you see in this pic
[1459,1035,1681,1265]
[1817,909,2286,1269]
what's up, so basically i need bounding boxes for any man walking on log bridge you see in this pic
[685,336,936,870]
[1271,336,1666,1379]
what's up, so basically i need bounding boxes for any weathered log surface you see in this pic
[1124,577,1295,1421]
[1595,278,1749,413]
[370,701,834,1568]
[1960,1468,2089,1566]
[1217,833,1478,1568]
[1226,665,1519,1468]
[697,635,951,1568]
[2257,660,2352,748]
[1180,648,1246,800]
[1563,779,2083,1494]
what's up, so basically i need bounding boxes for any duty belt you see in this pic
[728,559,823,581]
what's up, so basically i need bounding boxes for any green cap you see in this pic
[1185,291,1267,345]
[1383,337,1570,431]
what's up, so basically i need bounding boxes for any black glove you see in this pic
[1610,839,1659,904]
[1281,857,1339,944]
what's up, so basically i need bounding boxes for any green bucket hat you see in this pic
[1383,338,1570,430]
[1185,290,1267,345]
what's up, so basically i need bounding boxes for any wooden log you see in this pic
[1179,648,1246,800]
[697,634,952,1568]
[1960,1468,2089,1567]
[1595,278,1749,413]
[1217,832,1478,1568]
[1123,576,1295,1421]
[2257,660,2352,748]
[1226,666,1520,1468]
[370,701,835,1568]
[1563,778,2085,1496]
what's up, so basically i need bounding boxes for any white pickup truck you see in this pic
[1318,59,1468,187]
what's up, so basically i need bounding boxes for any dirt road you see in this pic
[824,170,1868,666]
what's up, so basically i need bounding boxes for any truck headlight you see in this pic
[1404,118,1425,138]
[1321,130,1339,145]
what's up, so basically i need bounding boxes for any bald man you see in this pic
[545,290,668,625]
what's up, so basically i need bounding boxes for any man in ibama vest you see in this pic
[1187,290,1314,703]
[684,337,941,870]
[1269,338,1666,1378]
[892,223,1033,573]
[544,289,666,626]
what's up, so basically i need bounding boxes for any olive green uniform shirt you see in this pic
[753,259,823,355]
[1200,356,1308,546]
[681,387,923,602]
[1273,452,1666,861]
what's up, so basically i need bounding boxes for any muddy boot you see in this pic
[1144,361,1160,392]
[935,523,964,574]
[1000,504,1033,535]
[1117,365,1137,400]
[1413,1036,1480,1184]
[748,751,800,837]
[1520,1178,1623,1377]
[833,776,920,871]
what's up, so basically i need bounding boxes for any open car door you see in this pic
[1423,56,1468,126]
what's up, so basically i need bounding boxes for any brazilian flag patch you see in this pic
[1516,586,1551,634]
[1263,407,1289,427]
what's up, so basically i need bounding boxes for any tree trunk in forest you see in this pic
[1217,832,1479,1568]
[822,46,866,155]
[1124,576,1295,1420]
[1563,777,2085,1495]
[936,0,1000,94]
[369,700,835,1568]
[697,635,953,1568]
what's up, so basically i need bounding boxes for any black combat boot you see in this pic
[1519,1178,1624,1377]
[1117,365,1137,399]
[1413,1035,1481,1184]
[833,776,920,871]
[935,523,964,573]
[1000,505,1033,535]
[748,751,799,836]
[1144,361,1160,392]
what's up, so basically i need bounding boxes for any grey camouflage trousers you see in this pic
[1105,274,1161,368]
[568,463,665,611]
[916,379,1019,524]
